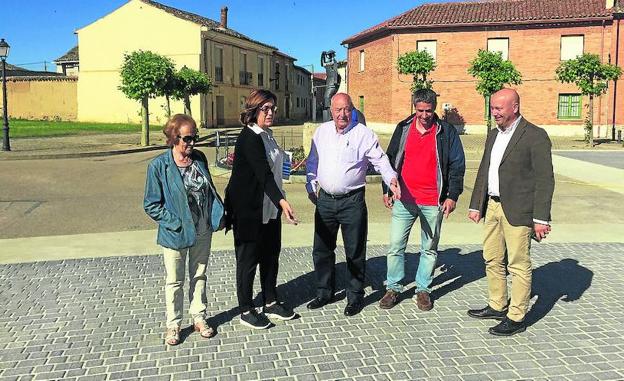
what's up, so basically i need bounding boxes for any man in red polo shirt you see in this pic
[379,88,466,311]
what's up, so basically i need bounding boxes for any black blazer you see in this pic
[469,117,555,227]
[224,126,284,241]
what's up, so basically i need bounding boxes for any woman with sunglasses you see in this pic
[224,89,298,329]
[144,114,224,345]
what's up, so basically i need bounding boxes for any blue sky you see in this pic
[2,0,451,72]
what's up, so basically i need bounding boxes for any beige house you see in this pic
[54,46,79,77]
[77,0,308,127]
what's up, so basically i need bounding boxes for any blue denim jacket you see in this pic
[143,149,224,250]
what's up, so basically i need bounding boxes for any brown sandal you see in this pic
[194,320,215,338]
[165,327,180,346]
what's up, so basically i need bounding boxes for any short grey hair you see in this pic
[412,88,437,109]
[330,93,354,110]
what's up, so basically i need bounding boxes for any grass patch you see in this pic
[9,120,142,138]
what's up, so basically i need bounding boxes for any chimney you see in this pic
[606,0,614,8]
[220,6,228,29]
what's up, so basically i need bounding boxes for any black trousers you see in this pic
[234,218,281,313]
[312,188,368,304]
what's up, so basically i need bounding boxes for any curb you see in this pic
[0,144,170,161]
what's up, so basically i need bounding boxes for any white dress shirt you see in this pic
[488,116,521,197]
[248,124,284,223]
[306,121,396,195]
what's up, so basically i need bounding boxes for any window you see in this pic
[285,64,290,91]
[487,38,509,60]
[359,96,365,114]
[214,47,223,82]
[275,62,280,90]
[239,51,250,85]
[561,35,584,61]
[417,40,437,61]
[359,50,365,71]
[558,94,582,119]
[296,97,300,108]
[258,56,265,87]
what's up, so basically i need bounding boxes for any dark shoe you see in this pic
[344,301,363,317]
[264,302,296,321]
[415,291,433,311]
[307,297,331,310]
[240,309,271,330]
[467,306,508,320]
[379,290,399,309]
[489,318,526,336]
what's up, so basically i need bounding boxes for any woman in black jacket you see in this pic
[225,89,298,329]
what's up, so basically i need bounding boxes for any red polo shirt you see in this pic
[400,118,438,206]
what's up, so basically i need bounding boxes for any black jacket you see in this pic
[224,126,284,241]
[383,114,465,203]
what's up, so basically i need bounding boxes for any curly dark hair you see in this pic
[240,89,277,126]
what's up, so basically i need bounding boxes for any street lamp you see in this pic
[0,38,10,151]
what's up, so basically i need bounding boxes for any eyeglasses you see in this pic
[259,105,277,114]
[178,134,199,144]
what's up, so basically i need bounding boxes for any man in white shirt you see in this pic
[305,93,400,316]
[467,88,554,336]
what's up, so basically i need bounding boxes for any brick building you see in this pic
[342,0,624,137]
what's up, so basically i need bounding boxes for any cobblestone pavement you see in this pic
[1,243,623,381]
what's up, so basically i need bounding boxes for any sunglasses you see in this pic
[259,105,277,114]
[178,134,199,144]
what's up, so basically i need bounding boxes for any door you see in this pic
[216,96,225,126]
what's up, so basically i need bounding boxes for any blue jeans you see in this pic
[386,200,443,293]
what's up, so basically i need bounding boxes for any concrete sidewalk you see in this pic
[2,222,623,264]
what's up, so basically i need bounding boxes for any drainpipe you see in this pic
[612,17,621,140]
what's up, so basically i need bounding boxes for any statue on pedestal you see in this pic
[321,50,341,122]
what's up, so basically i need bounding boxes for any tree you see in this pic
[172,66,212,116]
[397,50,436,92]
[468,49,522,131]
[119,50,175,146]
[556,53,622,146]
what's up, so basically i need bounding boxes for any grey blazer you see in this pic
[469,117,555,227]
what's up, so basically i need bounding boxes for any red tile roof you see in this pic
[343,0,615,44]
[313,73,327,80]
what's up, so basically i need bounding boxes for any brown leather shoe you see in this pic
[415,291,433,311]
[379,290,399,309]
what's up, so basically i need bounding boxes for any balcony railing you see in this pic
[239,71,253,85]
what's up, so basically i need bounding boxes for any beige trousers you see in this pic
[483,199,532,322]
[162,232,212,328]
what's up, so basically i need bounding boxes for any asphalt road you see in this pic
[554,151,624,170]
[2,147,624,239]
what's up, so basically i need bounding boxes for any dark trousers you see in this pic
[312,188,368,304]
[234,218,281,313]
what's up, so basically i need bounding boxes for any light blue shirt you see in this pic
[306,121,396,195]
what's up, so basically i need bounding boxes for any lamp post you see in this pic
[0,38,10,151]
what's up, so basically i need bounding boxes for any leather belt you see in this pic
[320,187,365,200]
[489,195,501,202]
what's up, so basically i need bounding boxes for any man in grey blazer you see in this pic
[467,88,555,336]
